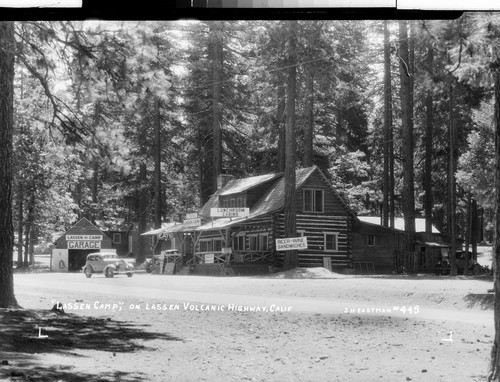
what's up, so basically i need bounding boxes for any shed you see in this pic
[52,217,113,272]
[353,216,446,274]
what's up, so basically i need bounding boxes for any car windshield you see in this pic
[103,254,118,259]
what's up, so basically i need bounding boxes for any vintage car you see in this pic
[82,252,134,278]
[145,249,180,273]
[434,250,484,275]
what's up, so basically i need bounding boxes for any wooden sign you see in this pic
[163,263,175,275]
[276,236,308,251]
[210,208,249,218]
[205,253,215,263]
[183,218,202,226]
[186,212,198,219]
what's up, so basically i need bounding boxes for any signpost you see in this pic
[210,208,249,218]
[276,236,308,251]
[186,212,198,219]
[205,253,215,264]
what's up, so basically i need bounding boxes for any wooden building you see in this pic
[155,166,356,275]
[353,216,447,274]
[52,217,113,272]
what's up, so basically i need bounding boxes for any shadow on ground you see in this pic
[0,308,182,381]
[463,293,495,310]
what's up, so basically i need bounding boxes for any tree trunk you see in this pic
[210,21,223,192]
[154,96,162,230]
[303,65,314,168]
[398,20,416,273]
[471,199,478,262]
[277,80,286,173]
[0,21,19,309]
[136,163,148,265]
[16,183,23,268]
[448,79,458,276]
[464,192,471,276]
[24,190,35,267]
[382,20,393,228]
[487,61,500,382]
[282,20,298,271]
[424,44,434,235]
[276,34,286,173]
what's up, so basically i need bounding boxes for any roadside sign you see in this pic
[210,208,249,218]
[186,212,198,219]
[183,218,202,226]
[276,236,308,251]
[205,253,214,263]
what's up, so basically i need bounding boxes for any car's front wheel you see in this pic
[85,267,92,278]
[105,267,114,278]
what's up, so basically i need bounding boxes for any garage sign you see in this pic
[68,241,101,249]
[66,235,102,249]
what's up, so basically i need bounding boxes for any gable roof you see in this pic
[218,173,281,196]
[201,166,353,220]
[54,217,110,243]
[357,216,441,234]
[152,166,354,236]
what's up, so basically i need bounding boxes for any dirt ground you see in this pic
[0,248,496,381]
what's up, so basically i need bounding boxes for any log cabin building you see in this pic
[149,166,445,275]
[153,166,356,275]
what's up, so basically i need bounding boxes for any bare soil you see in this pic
[0,261,496,382]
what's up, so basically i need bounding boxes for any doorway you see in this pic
[68,249,95,272]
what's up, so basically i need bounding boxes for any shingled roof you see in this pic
[201,166,353,219]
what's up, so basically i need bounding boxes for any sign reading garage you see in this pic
[67,235,103,249]
[53,218,113,272]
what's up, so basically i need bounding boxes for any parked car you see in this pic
[82,252,134,278]
[434,250,483,275]
[145,250,180,273]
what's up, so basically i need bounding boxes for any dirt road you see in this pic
[2,270,495,382]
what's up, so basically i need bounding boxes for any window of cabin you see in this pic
[248,233,268,251]
[249,235,258,251]
[213,239,223,252]
[303,189,324,212]
[260,234,269,251]
[199,239,213,253]
[232,235,245,251]
[324,232,339,252]
[222,199,229,208]
[230,198,236,207]
[367,234,376,246]
[112,233,121,244]
[237,197,243,207]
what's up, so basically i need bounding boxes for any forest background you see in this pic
[5,16,499,270]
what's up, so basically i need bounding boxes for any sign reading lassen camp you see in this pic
[66,235,102,241]
[66,234,102,250]
[210,208,249,218]
[276,237,308,251]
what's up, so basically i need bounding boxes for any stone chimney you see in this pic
[217,174,235,190]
